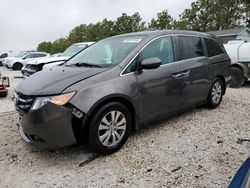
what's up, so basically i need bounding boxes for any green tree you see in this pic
[177,0,242,32]
[113,12,146,34]
[50,38,70,54]
[148,10,174,30]
[37,41,52,53]
[240,0,250,27]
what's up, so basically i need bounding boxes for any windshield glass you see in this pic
[65,36,144,68]
[61,44,87,57]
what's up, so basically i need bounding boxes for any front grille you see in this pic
[15,93,35,115]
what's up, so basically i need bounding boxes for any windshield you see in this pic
[66,36,144,68]
[61,44,87,57]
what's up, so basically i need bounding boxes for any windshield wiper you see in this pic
[74,62,103,68]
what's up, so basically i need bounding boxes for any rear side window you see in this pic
[34,54,47,58]
[179,36,204,60]
[205,38,224,57]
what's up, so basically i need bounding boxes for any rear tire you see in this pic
[88,102,131,155]
[207,78,224,109]
[230,67,245,88]
[13,63,23,70]
[0,92,7,97]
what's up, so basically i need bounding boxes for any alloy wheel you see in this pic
[211,81,222,104]
[98,110,127,147]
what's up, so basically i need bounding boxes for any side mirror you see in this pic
[140,57,161,70]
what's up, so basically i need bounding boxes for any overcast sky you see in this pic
[0,0,194,52]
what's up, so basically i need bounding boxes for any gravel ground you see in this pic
[0,66,249,187]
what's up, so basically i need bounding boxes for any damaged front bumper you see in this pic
[18,102,77,148]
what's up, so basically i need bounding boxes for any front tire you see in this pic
[207,79,224,109]
[13,63,23,70]
[88,102,132,155]
[0,92,7,97]
[230,67,245,88]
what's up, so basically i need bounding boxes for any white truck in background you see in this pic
[224,40,250,88]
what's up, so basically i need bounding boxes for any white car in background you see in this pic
[21,42,94,77]
[0,51,22,66]
[5,52,50,70]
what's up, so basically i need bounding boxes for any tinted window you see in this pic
[34,54,46,58]
[205,38,224,57]
[0,53,8,58]
[141,36,174,65]
[23,54,35,59]
[179,36,204,60]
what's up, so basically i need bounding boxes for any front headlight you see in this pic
[31,91,76,110]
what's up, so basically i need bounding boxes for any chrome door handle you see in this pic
[172,71,190,79]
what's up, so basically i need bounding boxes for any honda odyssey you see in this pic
[15,30,231,154]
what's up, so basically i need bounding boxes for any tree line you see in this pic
[37,0,250,54]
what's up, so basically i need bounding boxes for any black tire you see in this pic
[0,92,7,97]
[230,67,245,88]
[13,63,23,70]
[207,78,224,109]
[88,102,132,155]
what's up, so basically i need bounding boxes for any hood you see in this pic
[22,56,49,65]
[27,56,69,65]
[16,65,106,96]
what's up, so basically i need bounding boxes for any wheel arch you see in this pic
[231,63,248,78]
[86,94,138,132]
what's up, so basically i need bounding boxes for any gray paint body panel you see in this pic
[15,30,231,147]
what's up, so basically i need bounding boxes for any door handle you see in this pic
[171,71,190,79]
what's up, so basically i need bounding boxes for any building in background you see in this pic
[208,27,250,43]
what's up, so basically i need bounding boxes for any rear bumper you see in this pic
[18,102,77,148]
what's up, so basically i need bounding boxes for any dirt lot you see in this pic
[0,66,249,188]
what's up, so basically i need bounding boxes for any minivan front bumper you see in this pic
[18,102,77,148]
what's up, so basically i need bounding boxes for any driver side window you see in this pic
[141,36,174,65]
[122,36,174,75]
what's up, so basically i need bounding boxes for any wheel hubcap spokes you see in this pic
[211,82,222,104]
[98,110,127,147]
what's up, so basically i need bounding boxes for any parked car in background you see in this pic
[21,42,94,77]
[15,30,231,154]
[0,71,10,97]
[0,51,21,66]
[224,40,250,88]
[0,52,8,66]
[2,52,27,67]
[5,52,49,70]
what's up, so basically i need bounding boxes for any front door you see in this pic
[136,36,187,123]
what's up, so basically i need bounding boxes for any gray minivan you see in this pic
[15,30,231,154]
